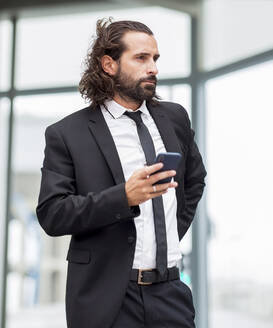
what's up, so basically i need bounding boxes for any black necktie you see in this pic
[124,110,168,277]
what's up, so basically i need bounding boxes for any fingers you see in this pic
[126,164,179,206]
[146,181,178,201]
[138,163,176,182]
[148,169,176,185]
[150,181,178,194]
[138,163,163,179]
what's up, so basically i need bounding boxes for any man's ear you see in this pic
[101,55,118,76]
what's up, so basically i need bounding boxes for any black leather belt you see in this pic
[130,267,180,285]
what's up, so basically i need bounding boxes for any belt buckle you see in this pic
[137,269,153,285]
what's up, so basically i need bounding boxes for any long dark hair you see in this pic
[78,17,159,109]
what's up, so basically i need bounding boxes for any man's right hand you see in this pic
[125,163,178,206]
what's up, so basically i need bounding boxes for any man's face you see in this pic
[113,31,160,104]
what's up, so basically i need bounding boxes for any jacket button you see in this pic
[128,236,135,244]
[116,213,121,219]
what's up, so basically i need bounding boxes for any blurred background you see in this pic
[0,0,273,327]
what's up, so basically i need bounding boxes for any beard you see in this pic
[113,65,158,104]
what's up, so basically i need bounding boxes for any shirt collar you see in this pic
[103,99,150,119]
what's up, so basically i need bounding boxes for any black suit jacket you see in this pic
[36,100,207,328]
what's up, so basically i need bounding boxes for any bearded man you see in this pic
[36,18,207,328]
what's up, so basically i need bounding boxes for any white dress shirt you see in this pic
[100,99,182,269]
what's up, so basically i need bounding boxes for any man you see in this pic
[36,18,207,328]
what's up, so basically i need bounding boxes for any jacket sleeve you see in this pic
[36,125,140,237]
[179,111,207,239]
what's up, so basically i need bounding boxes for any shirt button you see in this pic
[115,213,121,219]
[128,236,135,244]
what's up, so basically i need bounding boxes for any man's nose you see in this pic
[147,60,158,75]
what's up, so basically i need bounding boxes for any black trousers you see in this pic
[111,279,196,328]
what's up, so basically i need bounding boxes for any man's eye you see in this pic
[137,56,145,60]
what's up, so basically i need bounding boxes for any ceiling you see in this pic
[0,0,111,11]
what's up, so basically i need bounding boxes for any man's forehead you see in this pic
[122,31,158,53]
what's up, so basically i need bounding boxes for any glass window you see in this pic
[0,98,10,328]
[157,84,191,118]
[202,1,273,70]
[206,60,273,327]
[0,19,12,91]
[15,7,190,89]
[0,97,10,251]
[172,84,191,118]
[7,93,85,327]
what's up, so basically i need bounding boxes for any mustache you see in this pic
[140,76,157,83]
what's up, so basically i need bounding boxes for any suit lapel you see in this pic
[146,102,182,154]
[146,102,183,182]
[87,105,125,185]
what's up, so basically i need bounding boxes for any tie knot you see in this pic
[124,110,143,126]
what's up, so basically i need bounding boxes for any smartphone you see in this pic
[151,152,182,184]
